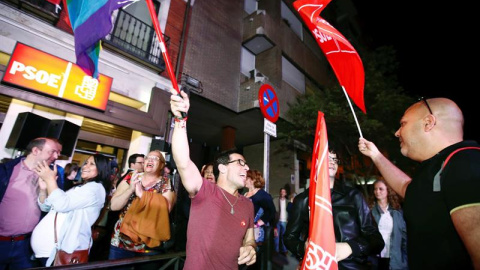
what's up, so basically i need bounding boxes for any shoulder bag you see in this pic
[53,212,90,266]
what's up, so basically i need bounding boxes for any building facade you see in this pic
[0,0,189,169]
[0,0,362,194]
[181,0,361,194]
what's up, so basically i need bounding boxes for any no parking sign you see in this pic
[258,84,279,123]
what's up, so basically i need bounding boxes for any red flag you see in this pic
[46,0,61,5]
[301,111,337,270]
[293,0,366,113]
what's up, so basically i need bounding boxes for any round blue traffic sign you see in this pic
[258,84,279,123]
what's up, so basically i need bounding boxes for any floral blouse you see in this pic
[110,172,172,252]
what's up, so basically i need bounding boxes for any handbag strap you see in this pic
[54,212,59,245]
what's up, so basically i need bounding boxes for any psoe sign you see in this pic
[2,42,112,111]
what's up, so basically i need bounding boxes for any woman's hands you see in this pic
[130,172,144,198]
[34,161,58,194]
[336,242,353,261]
[257,219,265,227]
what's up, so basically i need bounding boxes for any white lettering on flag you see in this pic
[304,241,337,270]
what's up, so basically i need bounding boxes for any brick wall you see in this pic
[163,0,188,79]
[182,0,244,111]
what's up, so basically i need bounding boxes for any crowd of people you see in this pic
[0,94,478,270]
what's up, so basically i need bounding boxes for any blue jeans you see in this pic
[275,221,287,253]
[109,245,163,270]
[0,237,37,270]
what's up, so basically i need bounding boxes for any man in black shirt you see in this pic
[359,98,480,269]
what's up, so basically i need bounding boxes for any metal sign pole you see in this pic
[263,132,270,193]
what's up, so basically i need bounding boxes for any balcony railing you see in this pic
[1,0,166,73]
[104,9,167,72]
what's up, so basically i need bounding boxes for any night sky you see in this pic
[354,1,479,142]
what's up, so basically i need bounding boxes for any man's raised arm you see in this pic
[170,89,203,196]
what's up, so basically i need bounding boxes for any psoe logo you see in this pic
[75,76,99,101]
[9,61,62,88]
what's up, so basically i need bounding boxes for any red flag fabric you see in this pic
[46,0,62,5]
[55,0,73,34]
[293,0,366,113]
[301,111,338,270]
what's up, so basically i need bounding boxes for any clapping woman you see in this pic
[31,154,110,266]
[108,150,176,270]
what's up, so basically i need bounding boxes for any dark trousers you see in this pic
[0,237,37,270]
[378,257,390,270]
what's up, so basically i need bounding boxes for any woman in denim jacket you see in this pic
[370,180,408,270]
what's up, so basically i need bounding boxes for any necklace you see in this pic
[141,176,164,191]
[219,187,239,214]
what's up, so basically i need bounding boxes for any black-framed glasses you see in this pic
[419,97,433,115]
[328,157,340,164]
[227,159,247,167]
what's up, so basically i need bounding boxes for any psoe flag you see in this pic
[65,0,138,78]
[302,111,337,270]
[293,0,366,113]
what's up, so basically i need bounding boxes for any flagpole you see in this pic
[146,0,187,118]
[145,0,180,94]
[342,86,363,138]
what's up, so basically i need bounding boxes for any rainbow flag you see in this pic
[65,0,137,78]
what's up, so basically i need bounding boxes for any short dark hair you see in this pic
[64,163,79,178]
[24,137,61,156]
[280,186,290,198]
[328,147,341,165]
[213,149,239,179]
[128,153,145,168]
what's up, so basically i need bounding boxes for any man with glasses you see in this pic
[120,154,145,181]
[284,149,384,269]
[359,98,480,269]
[169,89,256,269]
[0,137,62,269]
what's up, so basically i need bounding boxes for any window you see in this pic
[244,0,258,15]
[241,47,255,77]
[282,56,305,94]
[281,1,303,40]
